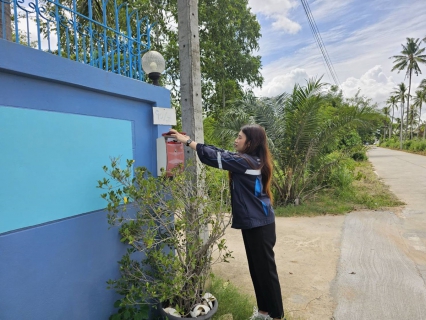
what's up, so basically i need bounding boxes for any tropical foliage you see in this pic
[385,37,426,146]
[213,78,382,205]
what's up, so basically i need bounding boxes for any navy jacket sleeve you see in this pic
[196,144,251,174]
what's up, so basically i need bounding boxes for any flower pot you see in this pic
[159,300,218,320]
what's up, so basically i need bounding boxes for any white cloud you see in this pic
[255,0,426,107]
[310,0,355,22]
[340,65,395,105]
[248,0,301,33]
[271,16,301,34]
[255,68,310,97]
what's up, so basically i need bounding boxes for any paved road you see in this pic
[333,147,426,320]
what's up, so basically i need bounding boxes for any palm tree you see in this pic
[393,83,407,149]
[386,95,398,139]
[217,78,380,204]
[391,38,426,139]
[0,0,12,41]
[420,79,426,91]
[382,106,391,138]
[413,90,426,137]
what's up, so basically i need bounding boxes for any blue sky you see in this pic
[248,0,426,110]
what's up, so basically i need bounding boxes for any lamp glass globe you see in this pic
[142,51,165,74]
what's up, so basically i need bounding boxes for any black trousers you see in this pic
[242,222,284,319]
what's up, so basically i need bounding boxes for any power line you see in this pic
[299,0,340,86]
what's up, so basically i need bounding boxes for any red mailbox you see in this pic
[157,132,185,177]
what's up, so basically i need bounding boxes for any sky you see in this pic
[247,0,426,110]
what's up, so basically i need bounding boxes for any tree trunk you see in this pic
[418,101,422,138]
[400,101,404,149]
[0,1,12,41]
[390,103,394,139]
[407,70,412,140]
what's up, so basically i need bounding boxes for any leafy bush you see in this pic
[98,159,232,317]
[110,303,149,320]
[216,78,381,205]
[411,139,426,151]
[380,138,426,152]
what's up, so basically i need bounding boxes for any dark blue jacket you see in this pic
[196,144,275,229]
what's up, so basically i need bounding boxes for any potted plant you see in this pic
[98,159,232,319]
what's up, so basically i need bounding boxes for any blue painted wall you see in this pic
[0,106,133,233]
[0,39,171,319]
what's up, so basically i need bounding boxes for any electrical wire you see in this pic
[300,0,340,86]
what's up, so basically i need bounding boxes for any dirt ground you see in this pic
[212,215,346,320]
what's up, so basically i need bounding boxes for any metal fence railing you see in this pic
[0,0,155,81]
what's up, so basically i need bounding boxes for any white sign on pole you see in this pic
[152,107,177,125]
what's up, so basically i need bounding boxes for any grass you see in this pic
[208,275,255,320]
[274,160,404,217]
[380,145,426,156]
[208,275,298,320]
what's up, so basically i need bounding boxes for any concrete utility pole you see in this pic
[177,0,208,243]
[177,0,204,170]
[0,2,13,41]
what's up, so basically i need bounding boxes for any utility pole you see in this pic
[177,0,208,243]
[0,1,12,41]
[177,0,204,170]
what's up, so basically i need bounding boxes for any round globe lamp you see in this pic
[142,51,166,86]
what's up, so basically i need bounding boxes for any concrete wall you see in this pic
[0,39,170,319]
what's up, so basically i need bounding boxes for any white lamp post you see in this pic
[141,51,166,86]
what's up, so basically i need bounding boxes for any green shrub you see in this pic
[403,140,412,149]
[381,138,426,153]
[411,140,426,151]
[352,150,367,161]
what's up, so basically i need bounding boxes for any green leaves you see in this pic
[109,301,149,320]
[217,78,382,205]
[99,158,232,315]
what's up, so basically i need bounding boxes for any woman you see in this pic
[169,125,284,320]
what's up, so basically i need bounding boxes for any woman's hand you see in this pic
[168,129,190,144]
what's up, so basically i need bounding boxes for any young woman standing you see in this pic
[169,124,284,320]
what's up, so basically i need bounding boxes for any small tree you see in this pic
[97,159,232,317]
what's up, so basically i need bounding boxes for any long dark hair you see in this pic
[239,124,274,204]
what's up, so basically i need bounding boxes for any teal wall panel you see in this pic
[0,106,133,233]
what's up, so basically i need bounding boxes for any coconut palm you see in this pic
[391,38,426,139]
[382,106,391,138]
[420,79,426,91]
[393,83,407,149]
[424,121,426,140]
[386,95,398,139]
[413,90,426,137]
